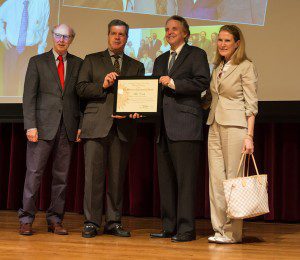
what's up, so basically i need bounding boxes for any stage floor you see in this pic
[0,211,299,259]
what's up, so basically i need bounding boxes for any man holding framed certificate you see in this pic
[76,19,145,238]
[150,15,210,242]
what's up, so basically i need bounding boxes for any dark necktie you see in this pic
[113,55,121,74]
[168,51,177,74]
[57,55,65,90]
[16,0,29,54]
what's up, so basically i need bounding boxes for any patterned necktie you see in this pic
[16,0,29,54]
[113,55,121,74]
[168,51,177,74]
[58,55,65,90]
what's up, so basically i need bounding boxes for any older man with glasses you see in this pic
[19,24,82,236]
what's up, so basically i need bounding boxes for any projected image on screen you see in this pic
[126,25,222,75]
[63,0,268,26]
[0,0,59,99]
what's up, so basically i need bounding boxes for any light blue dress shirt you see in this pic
[0,0,50,54]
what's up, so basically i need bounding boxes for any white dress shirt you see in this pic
[168,42,185,89]
[0,0,50,54]
[52,49,68,79]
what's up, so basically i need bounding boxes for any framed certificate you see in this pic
[113,76,161,115]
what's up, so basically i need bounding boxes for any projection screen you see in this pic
[0,0,299,103]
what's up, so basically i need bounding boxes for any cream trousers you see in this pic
[208,121,247,242]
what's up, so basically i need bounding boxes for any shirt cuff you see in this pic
[168,78,175,90]
[245,109,258,117]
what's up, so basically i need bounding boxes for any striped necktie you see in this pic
[113,55,121,74]
[168,51,177,74]
[16,0,29,54]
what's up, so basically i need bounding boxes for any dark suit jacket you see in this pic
[152,44,210,141]
[23,50,83,141]
[76,50,145,142]
[149,39,162,59]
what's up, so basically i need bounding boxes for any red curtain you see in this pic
[0,122,299,222]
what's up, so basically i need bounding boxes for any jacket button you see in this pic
[58,109,62,113]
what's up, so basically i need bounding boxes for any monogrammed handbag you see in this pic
[223,153,269,219]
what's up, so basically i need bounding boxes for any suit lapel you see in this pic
[219,63,238,82]
[216,62,239,94]
[64,53,75,94]
[121,54,131,76]
[168,44,190,76]
[47,50,62,94]
[160,52,169,75]
[101,49,115,74]
[214,63,222,93]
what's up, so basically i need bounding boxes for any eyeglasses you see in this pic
[53,33,72,41]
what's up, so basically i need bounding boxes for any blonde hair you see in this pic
[214,25,250,67]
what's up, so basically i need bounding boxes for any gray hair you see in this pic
[52,24,76,38]
[165,15,190,43]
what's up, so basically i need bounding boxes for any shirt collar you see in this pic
[223,59,232,66]
[108,49,124,59]
[52,49,67,61]
[170,42,185,56]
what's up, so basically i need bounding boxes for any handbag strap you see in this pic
[246,154,252,177]
[236,153,260,178]
[236,153,246,178]
[250,154,260,176]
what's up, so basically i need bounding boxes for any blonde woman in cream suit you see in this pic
[206,25,258,244]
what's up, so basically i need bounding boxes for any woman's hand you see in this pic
[242,137,254,154]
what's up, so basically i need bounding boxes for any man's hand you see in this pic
[159,76,171,86]
[159,76,175,90]
[129,113,142,119]
[75,129,81,142]
[111,115,126,119]
[112,113,142,120]
[103,72,119,89]
[2,38,13,50]
[26,129,38,142]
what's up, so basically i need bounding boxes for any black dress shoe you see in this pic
[82,223,98,238]
[171,232,196,242]
[150,230,175,238]
[103,224,131,237]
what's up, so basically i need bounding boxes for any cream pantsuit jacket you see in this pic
[207,59,258,242]
[207,59,258,126]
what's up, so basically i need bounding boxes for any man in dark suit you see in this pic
[150,15,210,242]
[149,32,162,60]
[76,19,145,238]
[19,24,82,235]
